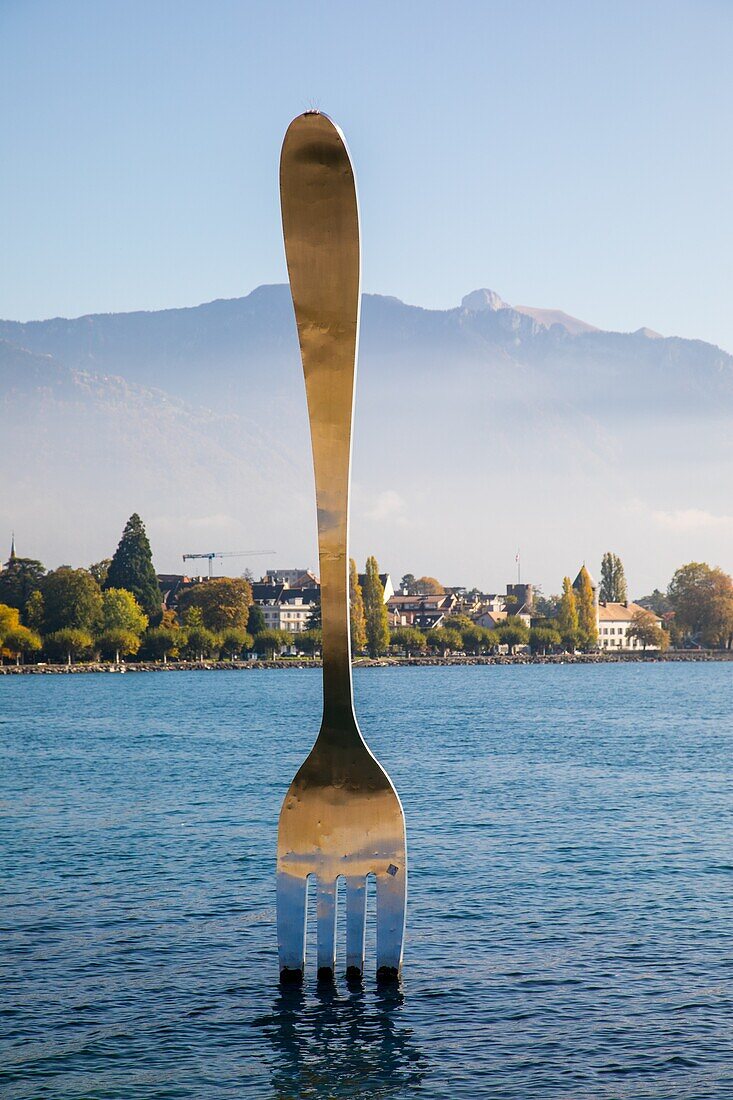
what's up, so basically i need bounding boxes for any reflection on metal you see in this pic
[277,112,407,982]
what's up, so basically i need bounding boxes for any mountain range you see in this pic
[2,285,732,593]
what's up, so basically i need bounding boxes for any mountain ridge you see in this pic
[2,284,732,590]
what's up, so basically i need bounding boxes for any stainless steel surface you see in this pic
[277,111,407,982]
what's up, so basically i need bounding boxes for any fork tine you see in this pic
[345,875,367,977]
[376,868,406,979]
[316,878,338,978]
[277,870,308,979]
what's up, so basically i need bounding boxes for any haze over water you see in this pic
[3,664,733,1098]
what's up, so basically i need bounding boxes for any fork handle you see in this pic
[280,113,360,730]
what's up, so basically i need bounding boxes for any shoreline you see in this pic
[1,651,732,674]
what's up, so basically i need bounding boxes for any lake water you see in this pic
[3,664,733,1098]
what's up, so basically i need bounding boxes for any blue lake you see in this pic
[2,663,733,1098]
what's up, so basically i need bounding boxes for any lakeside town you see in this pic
[1,513,732,670]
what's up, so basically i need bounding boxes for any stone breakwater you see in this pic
[1,652,732,674]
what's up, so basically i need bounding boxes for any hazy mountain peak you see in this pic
[461,288,510,312]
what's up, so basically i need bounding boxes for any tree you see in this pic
[636,589,672,617]
[100,588,148,636]
[426,627,463,655]
[247,604,266,635]
[0,557,46,612]
[600,552,628,603]
[2,625,42,665]
[575,566,598,650]
[296,629,322,656]
[532,589,560,618]
[362,556,390,657]
[461,625,494,655]
[529,626,561,654]
[220,628,253,659]
[253,629,289,658]
[141,625,183,663]
[390,627,427,656]
[399,573,417,595]
[181,607,219,660]
[668,562,733,647]
[0,603,20,641]
[414,576,444,595]
[443,615,474,634]
[495,616,530,654]
[104,514,161,620]
[97,629,141,664]
[89,559,112,586]
[307,602,322,630]
[557,577,579,650]
[627,609,667,651]
[349,558,367,654]
[177,577,252,632]
[42,568,103,634]
[24,590,45,630]
[45,628,94,665]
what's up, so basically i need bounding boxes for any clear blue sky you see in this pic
[2,0,732,350]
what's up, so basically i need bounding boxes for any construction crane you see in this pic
[182,550,274,579]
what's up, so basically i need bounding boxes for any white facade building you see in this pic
[598,601,663,650]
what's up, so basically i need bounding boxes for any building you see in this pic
[252,582,320,633]
[597,601,663,650]
[358,572,395,603]
[387,591,456,629]
[265,568,319,587]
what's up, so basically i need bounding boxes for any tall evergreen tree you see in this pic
[576,565,598,648]
[600,552,628,603]
[362,555,389,657]
[349,558,367,655]
[104,514,161,620]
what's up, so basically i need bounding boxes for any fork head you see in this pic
[277,727,407,983]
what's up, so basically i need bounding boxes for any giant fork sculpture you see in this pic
[277,112,407,982]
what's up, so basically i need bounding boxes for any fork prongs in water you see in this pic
[276,866,406,982]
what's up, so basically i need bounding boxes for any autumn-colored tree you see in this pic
[349,558,367,654]
[100,588,148,636]
[627,608,667,651]
[668,563,733,647]
[557,577,579,650]
[177,576,252,632]
[2,625,42,665]
[362,556,390,657]
[414,576,444,595]
[575,566,598,649]
[97,629,142,664]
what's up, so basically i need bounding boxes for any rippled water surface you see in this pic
[3,664,733,1098]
